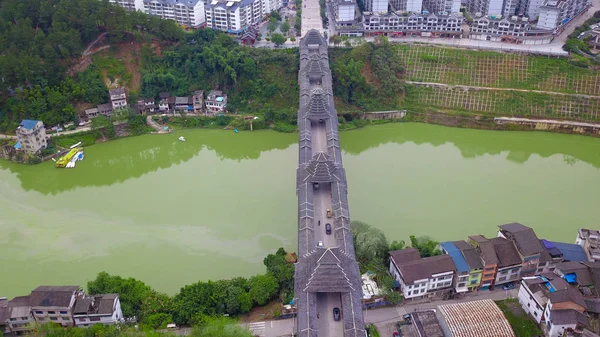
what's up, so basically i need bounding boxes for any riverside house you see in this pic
[30,286,83,326]
[72,294,123,327]
[498,222,552,276]
[453,240,484,291]
[469,235,499,290]
[389,248,456,300]
[440,242,470,294]
[15,120,47,154]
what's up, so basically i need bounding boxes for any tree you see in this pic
[91,116,115,139]
[140,291,174,322]
[390,240,405,251]
[263,248,295,293]
[248,274,278,306]
[280,20,290,35]
[409,235,441,257]
[351,221,389,267]
[145,313,173,329]
[190,317,254,337]
[271,33,286,47]
[268,17,278,32]
[270,10,282,21]
[87,272,153,318]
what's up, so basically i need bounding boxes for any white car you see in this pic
[318,241,324,247]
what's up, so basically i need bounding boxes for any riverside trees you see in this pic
[86,248,296,327]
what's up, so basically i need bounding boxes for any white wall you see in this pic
[537,7,559,29]
[487,0,504,15]
[372,0,390,12]
[404,0,422,12]
[338,3,355,21]
[517,280,545,323]
[192,1,206,26]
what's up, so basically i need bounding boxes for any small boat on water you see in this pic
[179,136,186,142]
[56,147,84,168]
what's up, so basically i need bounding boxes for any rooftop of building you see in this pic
[389,248,421,266]
[453,240,484,270]
[30,286,80,307]
[440,242,470,273]
[438,299,516,337]
[490,237,522,267]
[175,96,190,104]
[499,222,545,256]
[545,240,588,262]
[555,261,594,286]
[550,308,588,326]
[548,286,587,308]
[109,87,125,95]
[18,120,41,130]
[522,273,570,306]
[396,254,456,284]
[73,294,118,316]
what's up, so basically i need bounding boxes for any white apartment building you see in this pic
[389,248,456,300]
[576,229,600,262]
[365,0,389,13]
[15,120,47,154]
[537,0,589,30]
[205,0,263,33]
[469,15,554,44]
[73,294,123,328]
[363,12,463,36]
[263,0,283,14]
[389,0,424,13]
[143,0,206,27]
[331,0,357,23]
[109,0,144,11]
[109,88,128,111]
[468,0,504,16]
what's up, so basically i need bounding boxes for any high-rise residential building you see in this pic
[205,0,264,33]
[364,0,389,13]
[468,0,503,16]
[389,0,423,12]
[537,0,589,30]
[15,120,47,154]
[109,0,144,11]
[263,0,283,13]
[143,0,206,27]
[332,0,357,22]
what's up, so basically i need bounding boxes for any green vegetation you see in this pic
[140,30,299,119]
[271,33,287,46]
[351,220,443,304]
[367,323,381,337]
[86,248,295,327]
[564,11,600,53]
[496,299,542,337]
[0,0,184,132]
[394,45,599,95]
[330,40,404,112]
[51,132,98,148]
[36,317,252,337]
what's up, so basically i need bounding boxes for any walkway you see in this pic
[301,0,324,36]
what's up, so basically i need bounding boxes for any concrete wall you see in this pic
[494,117,600,136]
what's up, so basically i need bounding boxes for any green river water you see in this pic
[2,123,600,298]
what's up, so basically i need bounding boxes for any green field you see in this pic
[396,46,600,96]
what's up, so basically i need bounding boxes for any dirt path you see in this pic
[83,32,108,56]
[405,81,600,99]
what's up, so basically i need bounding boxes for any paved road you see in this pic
[317,293,343,337]
[301,0,324,36]
[252,287,519,336]
[405,81,600,98]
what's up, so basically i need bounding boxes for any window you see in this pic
[62,317,70,321]
[50,317,58,321]
[407,291,412,295]
[444,282,451,286]
[48,311,56,314]
[420,289,425,293]
[78,318,86,322]
[60,311,68,315]
[38,317,45,321]
[458,283,466,287]
[470,280,478,284]
[35,311,43,314]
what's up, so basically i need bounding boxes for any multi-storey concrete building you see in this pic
[537,0,590,30]
[469,15,554,44]
[109,88,128,111]
[389,0,423,13]
[16,120,47,154]
[331,0,357,23]
[498,222,553,277]
[576,229,600,262]
[109,0,144,11]
[468,0,504,16]
[389,248,457,299]
[205,90,228,113]
[72,294,123,328]
[363,12,463,37]
[364,0,389,12]
[205,0,262,33]
[143,0,206,27]
[6,296,34,333]
[453,240,484,291]
[469,235,499,290]
[30,286,83,327]
[441,242,471,294]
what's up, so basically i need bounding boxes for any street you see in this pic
[248,287,519,337]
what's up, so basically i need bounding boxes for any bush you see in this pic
[273,122,297,132]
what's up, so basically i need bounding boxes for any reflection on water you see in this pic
[1,124,600,299]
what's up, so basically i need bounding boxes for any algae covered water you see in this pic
[1,124,600,298]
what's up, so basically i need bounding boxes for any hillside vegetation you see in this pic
[0,0,182,132]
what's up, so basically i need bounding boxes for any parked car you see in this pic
[325,223,331,234]
[318,241,324,247]
[333,307,341,321]
[314,182,319,189]
[326,208,332,218]
[503,282,516,290]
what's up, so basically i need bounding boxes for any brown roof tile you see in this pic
[398,255,456,284]
[500,222,545,256]
[30,286,80,308]
[389,248,421,267]
[548,287,587,308]
[490,237,522,267]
